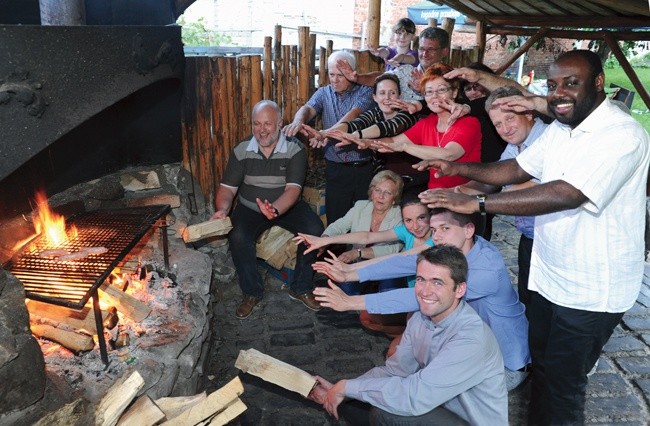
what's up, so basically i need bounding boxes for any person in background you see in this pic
[456,86,548,311]
[211,100,324,319]
[419,50,650,424]
[369,18,419,71]
[283,50,376,224]
[308,245,507,425]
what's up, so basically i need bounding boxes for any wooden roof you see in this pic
[431,0,650,37]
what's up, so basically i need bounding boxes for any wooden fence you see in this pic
[181,24,478,210]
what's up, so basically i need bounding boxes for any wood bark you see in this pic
[31,323,94,352]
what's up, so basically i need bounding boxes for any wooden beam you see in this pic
[603,32,650,111]
[476,20,486,63]
[588,0,650,15]
[235,348,318,398]
[437,0,494,26]
[95,371,145,426]
[366,0,381,49]
[496,28,549,75]
[488,26,650,41]
[486,15,650,28]
[263,36,272,100]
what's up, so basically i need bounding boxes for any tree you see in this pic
[177,16,233,47]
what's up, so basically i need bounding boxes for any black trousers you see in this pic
[325,160,374,225]
[338,399,468,426]
[527,293,624,425]
[517,234,534,311]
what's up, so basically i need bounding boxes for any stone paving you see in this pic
[204,215,650,425]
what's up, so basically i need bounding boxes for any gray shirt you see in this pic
[345,300,508,425]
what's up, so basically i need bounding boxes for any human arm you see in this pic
[335,58,381,87]
[211,185,237,219]
[313,280,367,311]
[386,52,417,67]
[491,94,549,117]
[294,228,398,255]
[283,104,318,137]
[374,134,466,162]
[445,67,529,95]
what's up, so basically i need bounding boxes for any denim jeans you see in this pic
[228,200,324,299]
[527,293,623,425]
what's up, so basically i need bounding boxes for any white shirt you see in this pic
[517,98,650,312]
[390,64,424,102]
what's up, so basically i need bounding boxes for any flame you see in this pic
[32,191,78,247]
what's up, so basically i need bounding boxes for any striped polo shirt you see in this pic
[221,133,307,212]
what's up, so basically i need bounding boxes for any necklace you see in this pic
[435,118,453,148]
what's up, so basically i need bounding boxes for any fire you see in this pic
[33,191,77,247]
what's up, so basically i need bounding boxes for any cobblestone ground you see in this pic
[205,215,650,425]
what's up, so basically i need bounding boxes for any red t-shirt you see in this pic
[403,114,482,189]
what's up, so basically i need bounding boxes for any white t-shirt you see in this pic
[517,98,650,312]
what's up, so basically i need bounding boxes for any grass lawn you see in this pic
[603,66,650,133]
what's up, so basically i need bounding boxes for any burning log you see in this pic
[26,299,109,335]
[235,348,317,398]
[181,217,232,243]
[99,284,152,322]
[30,323,95,353]
[95,370,145,426]
[116,394,165,426]
[161,377,245,426]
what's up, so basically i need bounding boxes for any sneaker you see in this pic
[235,295,260,319]
[288,291,322,311]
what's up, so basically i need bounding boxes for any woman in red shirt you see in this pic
[373,63,482,189]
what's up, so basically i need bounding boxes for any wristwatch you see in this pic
[476,194,487,216]
[357,248,362,260]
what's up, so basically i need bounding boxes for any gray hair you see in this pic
[485,86,524,111]
[328,50,356,70]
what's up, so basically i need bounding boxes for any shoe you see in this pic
[235,295,260,319]
[289,291,322,311]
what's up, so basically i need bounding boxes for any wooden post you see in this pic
[226,57,239,146]
[428,19,437,27]
[250,55,263,108]
[309,33,317,96]
[441,18,456,44]
[274,25,283,113]
[367,0,381,49]
[318,46,327,87]
[263,36,273,100]
[476,20,486,64]
[496,28,549,75]
[298,26,311,108]
[282,45,291,121]
[195,57,214,203]
[603,32,650,111]
[238,55,252,140]
[214,56,230,185]
[290,45,299,120]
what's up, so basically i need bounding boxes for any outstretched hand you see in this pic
[418,189,479,214]
[335,59,358,83]
[301,124,328,148]
[313,279,355,312]
[293,233,328,255]
[256,198,278,220]
[444,67,480,83]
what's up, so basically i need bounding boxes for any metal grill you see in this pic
[5,204,171,365]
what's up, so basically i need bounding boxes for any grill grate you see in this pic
[7,205,171,309]
[5,204,171,366]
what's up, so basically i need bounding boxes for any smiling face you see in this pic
[417,37,446,70]
[394,29,415,49]
[463,82,489,101]
[546,55,604,128]
[415,261,466,323]
[402,203,431,240]
[252,105,282,149]
[488,107,535,146]
[373,79,400,116]
[423,77,455,113]
[429,212,474,253]
[370,179,398,213]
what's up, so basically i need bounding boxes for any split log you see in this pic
[116,394,165,426]
[161,377,244,426]
[154,392,207,420]
[99,285,152,322]
[205,398,247,426]
[235,348,318,398]
[255,226,296,269]
[26,299,108,335]
[31,323,95,352]
[181,217,233,243]
[95,370,145,426]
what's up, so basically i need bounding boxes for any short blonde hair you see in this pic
[368,170,404,204]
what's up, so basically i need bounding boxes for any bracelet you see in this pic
[476,194,487,216]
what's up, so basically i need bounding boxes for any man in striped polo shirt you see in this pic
[211,100,325,319]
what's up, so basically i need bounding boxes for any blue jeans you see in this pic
[228,200,324,299]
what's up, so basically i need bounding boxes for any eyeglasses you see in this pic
[464,82,482,92]
[417,47,442,55]
[372,187,394,198]
[424,87,451,97]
